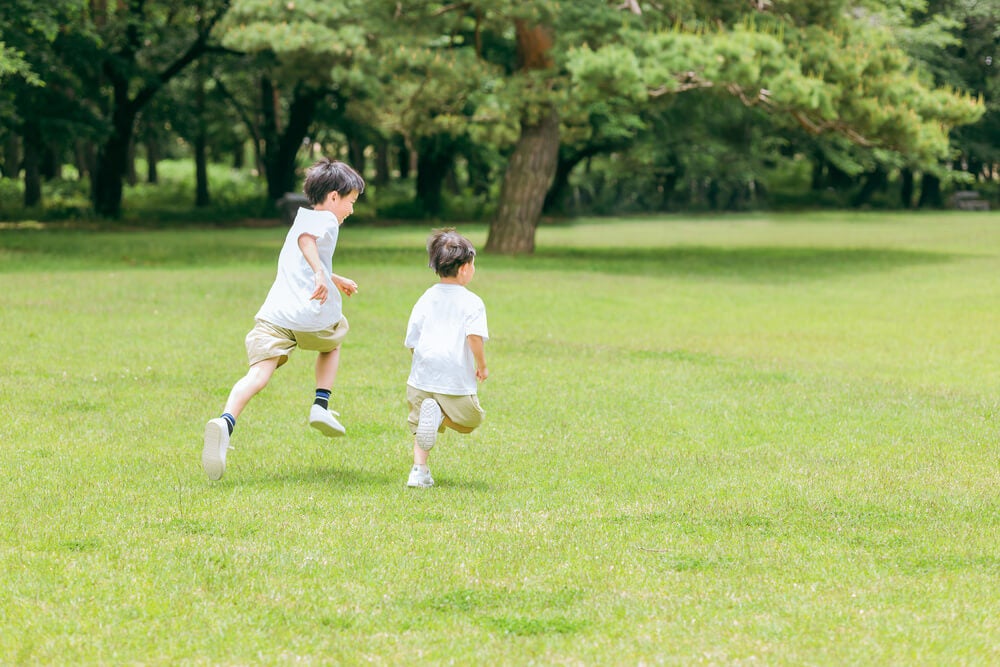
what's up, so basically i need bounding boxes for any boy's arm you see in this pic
[297,233,329,303]
[330,272,359,297]
[467,335,488,382]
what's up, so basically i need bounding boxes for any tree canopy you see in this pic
[0,0,993,253]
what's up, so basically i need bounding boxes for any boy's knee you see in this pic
[444,409,484,433]
[445,418,475,434]
[245,358,279,387]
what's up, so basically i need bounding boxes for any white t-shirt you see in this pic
[256,207,342,331]
[405,283,489,395]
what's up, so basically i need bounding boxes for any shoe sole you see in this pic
[407,478,434,488]
[309,418,346,437]
[415,400,441,451]
[202,420,228,481]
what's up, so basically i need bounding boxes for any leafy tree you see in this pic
[16,0,232,217]
[905,0,999,192]
[0,0,99,204]
[354,13,505,216]
[217,0,385,200]
[90,0,230,217]
[0,0,57,90]
[475,0,984,252]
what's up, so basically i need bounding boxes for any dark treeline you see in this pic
[1,1,996,253]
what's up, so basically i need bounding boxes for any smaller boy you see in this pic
[403,228,489,488]
[202,158,364,481]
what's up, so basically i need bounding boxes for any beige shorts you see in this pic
[245,317,349,367]
[406,384,485,435]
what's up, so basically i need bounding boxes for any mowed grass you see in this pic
[1,211,999,664]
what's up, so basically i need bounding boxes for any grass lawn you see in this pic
[1,211,999,664]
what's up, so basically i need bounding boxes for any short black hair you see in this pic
[302,158,365,206]
[427,228,476,277]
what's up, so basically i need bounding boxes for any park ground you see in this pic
[1,211,999,664]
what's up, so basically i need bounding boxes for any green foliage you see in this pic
[2,0,994,227]
[364,43,507,142]
[0,0,70,87]
[566,5,983,167]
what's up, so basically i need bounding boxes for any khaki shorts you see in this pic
[245,317,349,367]
[406,384,485,435]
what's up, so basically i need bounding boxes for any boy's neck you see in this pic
[439,277,462,285]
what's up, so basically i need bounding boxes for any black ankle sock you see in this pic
[221,413,236,435]
[314,389,331,410]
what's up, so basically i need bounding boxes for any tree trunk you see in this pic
[2,134,20,179]
[811,158,824,190]
[485,107,560,255]
[93,71,139,218]
[900,168,914,208]
[348,137,366,176]
[76,139,95,186]
[396,136,411,180]
[145,137,159,184]
[850,166,887,208]
[93,125,132,218]
[485,20,558,255]
[261,80,321,200]
[22,120,42,207]
[41,144,60,180]
[195,133,210,207]
[126,137,138,186]
[917,172,943,208]
[416,135,454,216]
[543,153,581,215]
[233,142,244,170]
[465,145,491,196]
[374,138,390,186]
[194,70,210,207]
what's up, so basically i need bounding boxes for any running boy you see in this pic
[403,228,489,488]
[202,158,365,481]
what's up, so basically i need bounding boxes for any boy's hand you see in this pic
[332,274,359,297]
[309,272,329,303]
[467,335,487,382]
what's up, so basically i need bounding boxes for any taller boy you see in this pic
[202,158,365,481]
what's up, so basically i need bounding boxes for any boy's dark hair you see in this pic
[303,158,366,206]
[427,228,476,277]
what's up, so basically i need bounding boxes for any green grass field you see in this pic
[2,211,999,664]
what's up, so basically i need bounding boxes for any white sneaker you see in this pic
[309,404,346,437]
[202,418,230,481]
[407,465,434,488]
[415,399,443,451]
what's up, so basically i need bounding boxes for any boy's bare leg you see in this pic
[315,347,340,392]
[204,357,278,480]
[408,440,434,487]
[413,441,429,466]
[223,358,280,418]
[308,347,346,436]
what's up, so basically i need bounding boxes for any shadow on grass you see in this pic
[0,229,426,270]
[418,587,587,636]
[237,464,400,488]
[427,476,491,491]
[0,228,962,282]
[509,245,961,282]
[231,466,492,492]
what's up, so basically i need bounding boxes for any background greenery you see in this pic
[1,0,996,230]
[2,212,999,664]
